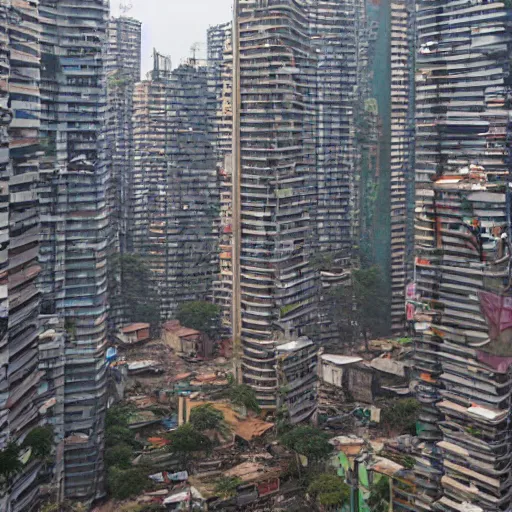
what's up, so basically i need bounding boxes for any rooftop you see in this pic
[121,322,150,333]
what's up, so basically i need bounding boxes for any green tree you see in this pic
[23,426,53,460]
[229,384,261,413]
[167,424,212,461]
[105,443,134,470]
[0,442,22,488]
[111,254,161,334]
[105,425,137,448]
[106,403,135,428]
[176,301,221,339]
[107,466,148,501]
[280,426,332,461]
[190,404,225,432]
[307,473,350,508]
[368,476,391,512]
[214,476,242,499]
[326,266,388,349]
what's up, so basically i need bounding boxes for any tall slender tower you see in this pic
[106,16,141,255]
[39,0,110,503]
[106,16,142,328]
[232,0,318,410]
[412,1,512,510]
[208,22,234,334]
[389,0,415,333]
[0,1,46,510]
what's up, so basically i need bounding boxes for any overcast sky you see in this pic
[111,0,233,78]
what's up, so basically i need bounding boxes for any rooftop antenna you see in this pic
[190,42,201,65]
[119,1,133,15]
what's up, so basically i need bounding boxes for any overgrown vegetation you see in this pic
[167,423,212,462]
[0,442,23,489]
[190,403,225,432]
[22,426,54,460]
[280,425,332,461]
[381,398,420,436]
[105,404,150,501]
[107,466,148,501]
[0,426,55,490]
[368,476,391,512]
[325,265,389,349]
[110,254,161,334]
[307,473,350,508]
[214,476,242,499]
[229,383,261,413]
[176,300,221,339]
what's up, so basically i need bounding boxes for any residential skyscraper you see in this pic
[39,0,110,503]
[229,0,374,411]
[131,56,219,320]
[208,22,234,334]
[106,16,141,255]
[106,16,142,328]
[389,0,415,333]
[0,1,46,510]
[232,0,320,411]
[412,1,512,510]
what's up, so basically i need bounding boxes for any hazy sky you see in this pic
[111,0,233,78]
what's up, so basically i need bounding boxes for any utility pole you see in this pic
[231,0,243,383]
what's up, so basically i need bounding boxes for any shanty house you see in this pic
[117,322,151,345]
[163,320,213,358]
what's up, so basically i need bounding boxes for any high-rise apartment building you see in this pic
[389,0,415,333]
[106,16,141,327]
[229,0,370,411]
[106,16,141,255]
[412,1,512,510]
[232,0,319,410]
[0,1,47,510]
[39,0,110,502]
[208,22,234,334]
[131,56,219,320]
